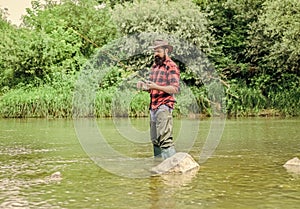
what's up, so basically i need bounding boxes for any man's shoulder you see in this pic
[165,58,178,68]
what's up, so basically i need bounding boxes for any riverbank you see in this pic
[0,85,293,119]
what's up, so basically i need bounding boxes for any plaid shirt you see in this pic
[149,57,180,110]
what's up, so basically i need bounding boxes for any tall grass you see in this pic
[226,85,267,117]
[0,85,72,118]
[0,84,299,118]
[269,86,300,116]
[0,86,151,118]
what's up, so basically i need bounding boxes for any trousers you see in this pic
[150,105,174,149]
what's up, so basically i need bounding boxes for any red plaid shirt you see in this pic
[149,57,180,110]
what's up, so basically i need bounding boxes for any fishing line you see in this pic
[70,27,230,109]
[70,27,149,83]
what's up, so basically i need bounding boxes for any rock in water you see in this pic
[283,157,300,174]
[50,171,62,180]
[284,157,300,166]
[150,152,200,175]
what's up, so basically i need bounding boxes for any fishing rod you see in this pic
[71,27,232,109]
[70,27,149,83]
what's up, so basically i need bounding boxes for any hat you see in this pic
[149,39,173,53]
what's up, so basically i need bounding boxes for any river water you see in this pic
[0,117,299,209]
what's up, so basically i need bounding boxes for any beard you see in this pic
[154,54,166,66]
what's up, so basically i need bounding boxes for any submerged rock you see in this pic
[283,157,300,174]
[150,152,200,175]
[160,167,199,186]
[51,171,61,178]
[49,171,62,181]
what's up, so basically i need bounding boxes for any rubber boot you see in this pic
[153,145,162,158]
[161,146,176,159]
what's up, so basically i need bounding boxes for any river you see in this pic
[0,117,299,209]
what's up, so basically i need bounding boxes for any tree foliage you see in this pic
[113,0,214,50]
[243,0,300,116]
[0,0,117,90]
[247,0,300,74]
[111,0,217,86]
[194,0,265,76]
[194,0,299,116]
[23,0,117,56]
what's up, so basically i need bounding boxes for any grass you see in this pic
[0,84,299,118]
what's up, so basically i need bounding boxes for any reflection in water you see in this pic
[160,167,200,187]
[0,145,80,208]
[150,177,176,209]
[149,168,199,209]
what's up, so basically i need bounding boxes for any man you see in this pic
[137,39,180,159]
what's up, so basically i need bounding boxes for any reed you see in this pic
[94,88,149,117]
[0,84,298,118]
[268,87,300,116]
[0,85,72,118]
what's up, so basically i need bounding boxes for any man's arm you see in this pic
[146,81,178,94]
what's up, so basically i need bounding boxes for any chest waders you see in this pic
[150,105,176,159]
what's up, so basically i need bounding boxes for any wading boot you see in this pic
[161,146,176,159]
[153,145,162,158]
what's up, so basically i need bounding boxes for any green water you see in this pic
[0,118,299,209]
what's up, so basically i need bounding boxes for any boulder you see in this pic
[150,152,200,175]
[284,157,300,166]
[49,171,62,181]
[283,157,300,174]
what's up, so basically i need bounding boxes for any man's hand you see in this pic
[145,81,158,90]
[137,81,149,91]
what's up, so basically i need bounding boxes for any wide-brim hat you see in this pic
[149,39,173,53]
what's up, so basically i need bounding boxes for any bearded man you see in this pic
[137,39,180,159]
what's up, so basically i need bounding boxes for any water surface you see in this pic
[0,117,299,209]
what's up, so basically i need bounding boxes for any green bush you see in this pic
[247,0,300,73]
[113,0,214,50]
[0,27,85,88]
[0,0,118,91]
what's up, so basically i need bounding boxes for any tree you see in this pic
[194,0,265,79]
[0,0,118,89]
[245,0,300,115]
[111,0,216,84]
[23,0,118,57]
[247,0,300,75]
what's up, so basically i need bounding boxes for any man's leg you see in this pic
[150,110,161,158]
[155,106,176,159]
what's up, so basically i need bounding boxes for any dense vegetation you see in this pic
[0,0,299,118]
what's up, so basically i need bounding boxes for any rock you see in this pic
[284,157,300,166]
[283,157,300,174]
[50,171,62,181]
[150,152,200,175]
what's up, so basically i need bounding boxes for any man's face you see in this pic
[154,47,166,66]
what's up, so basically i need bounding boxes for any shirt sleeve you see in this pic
[167,63,180,92]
